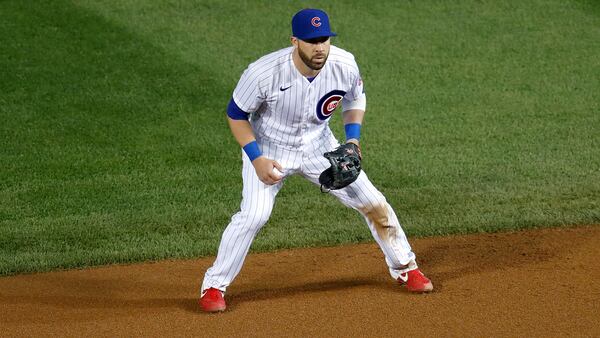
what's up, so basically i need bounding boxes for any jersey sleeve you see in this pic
[342,69,367,111]
[231,66,266,114]
[347,72,365,101]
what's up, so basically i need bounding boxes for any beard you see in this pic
[298,47,328,71]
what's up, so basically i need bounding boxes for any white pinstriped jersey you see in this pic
[232,45,365,150]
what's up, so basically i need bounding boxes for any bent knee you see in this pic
[360,203,390,227]
[233,207,273,231]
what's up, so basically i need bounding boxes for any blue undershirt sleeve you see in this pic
[227,98,250,120]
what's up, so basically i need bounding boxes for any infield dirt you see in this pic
[1,226,599,337]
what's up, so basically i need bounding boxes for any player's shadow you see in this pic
[233,277,380,299]
[188,227,594,311]
[177,277,384,313]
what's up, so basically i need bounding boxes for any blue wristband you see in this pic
[345,123,361,141]
[243,140,262,162]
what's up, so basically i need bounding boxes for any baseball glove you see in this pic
[319,143,362,192]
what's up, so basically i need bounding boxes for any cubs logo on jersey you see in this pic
[316,90,346,120]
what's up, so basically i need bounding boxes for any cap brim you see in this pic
[297,32,337,40]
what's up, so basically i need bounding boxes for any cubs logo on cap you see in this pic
[311,17,321,27]
[316,90,346,120]
[292,8,337,40]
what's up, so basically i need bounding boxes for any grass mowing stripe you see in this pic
[1,0,598,275]
[0,0,236,274]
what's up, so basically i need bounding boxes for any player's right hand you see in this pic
[252,157,283,185]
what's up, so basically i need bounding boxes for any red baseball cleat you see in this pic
[199,288,226,312]
[398,269,433,292]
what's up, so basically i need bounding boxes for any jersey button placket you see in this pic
[301,85,312,149]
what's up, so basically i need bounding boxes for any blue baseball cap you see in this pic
[292,8,337,40]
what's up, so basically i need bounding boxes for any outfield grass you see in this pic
[1,0,598,275]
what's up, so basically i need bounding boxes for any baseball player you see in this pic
[200,8,433,312]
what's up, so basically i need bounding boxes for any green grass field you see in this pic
[1,0,598,275]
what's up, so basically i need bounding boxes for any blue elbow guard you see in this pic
[227,98,249,120]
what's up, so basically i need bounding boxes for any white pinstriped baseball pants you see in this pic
[202,133,417,293]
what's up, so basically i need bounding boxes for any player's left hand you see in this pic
[318,142,362,191]
[345,139,362,159]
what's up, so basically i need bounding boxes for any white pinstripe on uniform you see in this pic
[202,45,418,293]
